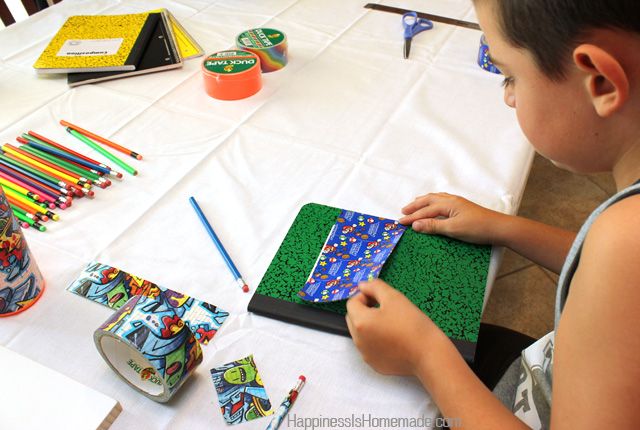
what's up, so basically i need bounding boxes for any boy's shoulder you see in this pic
[581,193,640,280]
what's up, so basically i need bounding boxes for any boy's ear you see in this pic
[573,44,629,117]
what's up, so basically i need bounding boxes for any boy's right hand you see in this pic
[399,192,507,245]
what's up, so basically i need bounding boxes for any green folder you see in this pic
[248,203,491,362]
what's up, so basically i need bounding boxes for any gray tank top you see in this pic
[494,181,640,430]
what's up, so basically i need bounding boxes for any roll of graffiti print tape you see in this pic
[94,294,203,402]
[236,28,288,73]
[202,50,262,100]
[477,34,501,74]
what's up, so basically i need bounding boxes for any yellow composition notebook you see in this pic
[33,13,158,74]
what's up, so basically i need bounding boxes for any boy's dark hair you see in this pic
[486,0,640,80]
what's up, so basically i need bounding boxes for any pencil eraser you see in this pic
[48,203,56,209]
[299,375,306,382]
[136,154,143,160]
[242,284,249,293]
[59,203,68,210]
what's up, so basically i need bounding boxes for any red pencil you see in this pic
[26,131,123,178]
[60,120,143,160]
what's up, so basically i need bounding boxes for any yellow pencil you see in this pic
[0,177,40,201]
[2,144,89,189]
[4,187,59,221]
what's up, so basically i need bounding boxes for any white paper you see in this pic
[57,38,123,57]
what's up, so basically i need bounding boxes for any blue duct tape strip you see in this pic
[477,34,501,74]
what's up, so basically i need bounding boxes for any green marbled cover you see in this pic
[256,203,490,342]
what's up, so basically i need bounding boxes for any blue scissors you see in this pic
[402,11,434,59]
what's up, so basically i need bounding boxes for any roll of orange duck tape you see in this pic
[201,50,262,100]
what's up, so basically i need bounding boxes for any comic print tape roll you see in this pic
[236,28,288,73]
[94,294,203,402]
[202,50,262,100]
[477,34,501,74]
[0,188,45,317]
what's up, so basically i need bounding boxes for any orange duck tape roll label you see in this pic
[202,50,262,100]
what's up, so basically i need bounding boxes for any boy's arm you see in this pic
[414,329,529,430]
[400,193,575,274]
[346,280,529,430]
[551,196,640,429]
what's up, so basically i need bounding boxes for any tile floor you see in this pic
[481,154,617,339]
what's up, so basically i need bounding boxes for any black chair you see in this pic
[1,0,59,27]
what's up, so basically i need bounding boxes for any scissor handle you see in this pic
[403,11,433,38]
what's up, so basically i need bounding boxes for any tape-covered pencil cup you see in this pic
[0,188,45,317]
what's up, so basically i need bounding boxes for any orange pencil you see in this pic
[60,120,143,160]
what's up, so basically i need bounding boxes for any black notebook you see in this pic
[67,11,182,87]
[248,203,491,363]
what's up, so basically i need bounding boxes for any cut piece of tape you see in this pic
[94,294,203,402]
[477,34,501,74]
[236,28,288,73]
[67,261,229,344]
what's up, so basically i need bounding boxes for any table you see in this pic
[0,0,533,428]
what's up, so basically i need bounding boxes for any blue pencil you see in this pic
[22,139,112,176]
[189,196,249,293]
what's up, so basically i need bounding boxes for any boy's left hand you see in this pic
[346,279,442,376]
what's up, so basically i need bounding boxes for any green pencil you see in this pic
[22,145,100,181]
[66,128,138,176]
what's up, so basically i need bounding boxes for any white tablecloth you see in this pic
[0,0,532,429]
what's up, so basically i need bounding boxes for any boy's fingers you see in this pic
[401,192,451,215]
[411,218,447,235]
[346,290,371,316]
[399,204,450,225]
[358,279,396,303]
[402,195,432,215]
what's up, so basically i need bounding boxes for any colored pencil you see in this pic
[0,164,70,201]
[19,145,107,188]
[11,143,92,184]
[8,200,48,222]
[12,209,46,231]
[60,120,143,160]
[0,171,51,204]
[188,196,249,293]
[2,150,86,198]
[0,155,67,191]
[0,177,41,202]
[66,128,138,176]
[3,144,90,189]
[265,376,306,430]
[26,131,112,170]
[23,132,117,178]
[16,134,111,185]
[4,189,56,220]
[21,138,113,176]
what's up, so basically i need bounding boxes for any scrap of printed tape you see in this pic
[68,261,229,402]
[477,34,501,74]
[202,27,288,101]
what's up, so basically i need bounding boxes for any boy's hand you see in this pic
[399,192,507,245]
[346,279,443,376]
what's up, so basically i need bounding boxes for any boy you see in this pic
[346,1,640,429]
